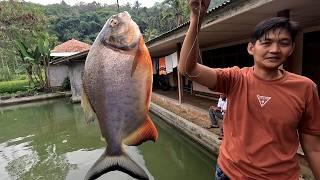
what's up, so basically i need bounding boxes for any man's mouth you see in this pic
[265,56,280,61]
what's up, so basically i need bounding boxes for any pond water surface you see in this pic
[0,98,216,180]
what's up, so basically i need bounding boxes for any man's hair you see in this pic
[250,17,300,43]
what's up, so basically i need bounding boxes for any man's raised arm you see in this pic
[178,0,218,90]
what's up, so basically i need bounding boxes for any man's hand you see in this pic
[210,106,220,111]
[188,0,210,18]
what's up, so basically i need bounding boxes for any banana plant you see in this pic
[15,32,52,91]
[15,38,35,86]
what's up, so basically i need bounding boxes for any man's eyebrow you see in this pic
[259,38,271,41]
[279,38,292,41]
[260,37,292,41]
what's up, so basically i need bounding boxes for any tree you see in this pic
[144,28,159,41]
[162,0,189,27]
[15,32,54,90]
[0,0,49,81]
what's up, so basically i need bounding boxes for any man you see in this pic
[178,0,320,179]
[208,94,227,129]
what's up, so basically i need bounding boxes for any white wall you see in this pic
[48,64,69,87]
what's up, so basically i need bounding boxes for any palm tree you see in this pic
[162,0,189,27]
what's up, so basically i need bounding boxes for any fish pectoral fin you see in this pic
[84,151,149,180]
[131,37,146,77]
[123,115,158,146]
[81,87,97,124]
[131,45,141,77]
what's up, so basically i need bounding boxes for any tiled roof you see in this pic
[51,39,91,53]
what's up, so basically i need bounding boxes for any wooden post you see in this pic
[288,32,303,74]
[277,9,290,70]
[276,9,303,74]
[177,43,183,104]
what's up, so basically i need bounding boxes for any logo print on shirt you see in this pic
[257,95,271,107]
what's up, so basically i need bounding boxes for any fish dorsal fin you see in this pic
[131,37,145,77]
[81,87,97,123]
[123,115,158,146]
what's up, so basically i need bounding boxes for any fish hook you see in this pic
[117,0,120,12]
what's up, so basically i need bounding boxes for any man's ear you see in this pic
[247,42,254,55]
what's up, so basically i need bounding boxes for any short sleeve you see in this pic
[213,66,242,95]
[299,83,320,135]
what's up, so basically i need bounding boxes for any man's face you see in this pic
[247,28,295,70]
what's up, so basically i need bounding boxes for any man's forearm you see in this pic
[304,151,320,179]
[299,133,320,179]
[178,14,202,76]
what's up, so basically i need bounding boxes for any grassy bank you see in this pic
[0,80,29,95]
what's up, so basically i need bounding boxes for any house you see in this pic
[147,0,320,103]
[49,39,90,102]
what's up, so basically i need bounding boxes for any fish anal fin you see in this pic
[81,87,97,124]
[123,115,158,146]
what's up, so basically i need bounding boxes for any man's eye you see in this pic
[279,41,291,46]
[261,41,271,45]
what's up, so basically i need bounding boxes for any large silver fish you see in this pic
[81,11,158,180]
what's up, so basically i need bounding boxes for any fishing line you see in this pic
[184,0,203,78]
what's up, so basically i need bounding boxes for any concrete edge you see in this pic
[0,92,72,107]
[150,102,221,155]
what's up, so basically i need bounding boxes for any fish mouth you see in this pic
[102,11,140,50]
[106,11,132,28]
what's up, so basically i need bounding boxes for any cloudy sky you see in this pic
[24,0,164,7]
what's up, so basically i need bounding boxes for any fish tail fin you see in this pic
[84,150,149,180]
[81,87,97,123]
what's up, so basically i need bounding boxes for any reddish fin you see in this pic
[131,37,150,77]
[123,115,158,146]
[131,38,141,77]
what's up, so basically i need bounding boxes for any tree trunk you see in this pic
[44,59,51,92]
[26,65,34,86]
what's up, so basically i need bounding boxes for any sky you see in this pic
[24,0,164,7]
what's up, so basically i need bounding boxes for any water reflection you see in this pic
[0,99,216,180]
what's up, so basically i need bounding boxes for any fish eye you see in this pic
[110,19,118,27]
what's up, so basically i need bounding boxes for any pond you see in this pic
[0,98,217,180]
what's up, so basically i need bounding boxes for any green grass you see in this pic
[0,80,30,94]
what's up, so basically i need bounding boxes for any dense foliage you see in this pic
[44,0,190,44]
[0,0,51,82]
[0,0,192,83]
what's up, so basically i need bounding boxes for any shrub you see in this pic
[17,74,27,80]
[0,67,13,81]
[0,80,29,94]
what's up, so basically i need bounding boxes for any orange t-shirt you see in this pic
[214,67,320,179]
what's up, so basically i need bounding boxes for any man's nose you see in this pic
[269,43,280,53]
